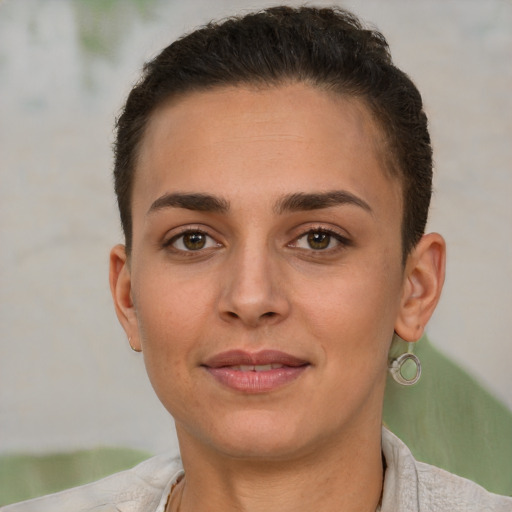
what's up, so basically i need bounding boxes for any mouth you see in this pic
[228,363,287,371]
[202,350,310,393]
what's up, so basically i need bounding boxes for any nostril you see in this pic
[262,311,276,318]
[227,311,239,319]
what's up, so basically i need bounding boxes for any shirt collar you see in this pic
[380,427,420,512]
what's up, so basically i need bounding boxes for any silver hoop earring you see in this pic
[388,352,421,386]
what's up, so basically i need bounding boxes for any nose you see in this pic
[217,243,291,328]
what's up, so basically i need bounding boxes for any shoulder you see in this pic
[415,459,512,511]
[381,428,512,512]
[0,453,183,512]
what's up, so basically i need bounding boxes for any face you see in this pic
[114,83,409,461]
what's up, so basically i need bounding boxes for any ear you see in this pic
[109,244,141,351]
[394,233,446,342]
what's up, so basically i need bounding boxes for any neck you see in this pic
[175,421,384,512]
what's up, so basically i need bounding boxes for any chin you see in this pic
[182,408,316,461]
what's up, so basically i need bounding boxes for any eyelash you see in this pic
[163,228,219,253]
[290,227,352,252]
[162,226,351,254]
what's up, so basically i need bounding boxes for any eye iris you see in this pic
[307,232,330,250]
[183,232,206,250]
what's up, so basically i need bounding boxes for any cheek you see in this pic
[132,269,215,378]
[133,278,214,418]
[297,259,402,360]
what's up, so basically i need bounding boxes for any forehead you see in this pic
[134,83,401,217]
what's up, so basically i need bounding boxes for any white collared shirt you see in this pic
[2,428,511,511]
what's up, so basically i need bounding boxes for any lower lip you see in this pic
[205,366,308,393]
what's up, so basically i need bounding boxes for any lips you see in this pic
[202,350,309,393]
[229,363,285,372]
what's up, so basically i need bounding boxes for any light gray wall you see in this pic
[1,0,511,455]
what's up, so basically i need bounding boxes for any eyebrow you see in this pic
[146,190,372,217]
[275,191,372,214]
[147,192,229,215]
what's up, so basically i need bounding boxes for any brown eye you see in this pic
[291,229,349,252]
[168,231,219,252]
[307,231,331,250]
[183,232,207,250]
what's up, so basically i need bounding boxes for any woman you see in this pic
[3,6,511,512]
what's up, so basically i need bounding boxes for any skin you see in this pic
[110,83,445,512]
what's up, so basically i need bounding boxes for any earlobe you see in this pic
[109,244,142,351]
[394,233,446,342]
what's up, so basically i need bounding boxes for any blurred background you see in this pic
[1,0,511,495]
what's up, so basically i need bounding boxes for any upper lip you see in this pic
[203,350,309,368]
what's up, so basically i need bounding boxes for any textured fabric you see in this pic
[0,453,184,512]
[380,429,512,511]
[2,429,511,511]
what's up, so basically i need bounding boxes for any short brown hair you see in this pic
[114,6,432,260]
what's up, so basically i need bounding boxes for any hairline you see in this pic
[126,79,408,261]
